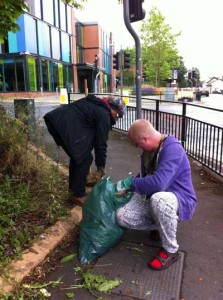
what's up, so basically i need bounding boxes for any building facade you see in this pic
[0,0,114,95]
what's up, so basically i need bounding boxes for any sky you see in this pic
[75,0,223,80]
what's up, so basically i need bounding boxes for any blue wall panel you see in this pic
[8,15,26,53]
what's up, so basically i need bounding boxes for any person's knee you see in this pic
[150,193,168,217]
[150,192,179,220]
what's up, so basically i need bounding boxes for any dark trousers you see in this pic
[69,153,93,197]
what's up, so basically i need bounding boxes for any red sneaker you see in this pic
[148,248,179,270]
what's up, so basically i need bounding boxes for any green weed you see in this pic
[0,108,70,268]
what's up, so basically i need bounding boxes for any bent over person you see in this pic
[115,119,197,270]
[44,94,124,207]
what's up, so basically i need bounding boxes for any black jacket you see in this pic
[44,95,114,166]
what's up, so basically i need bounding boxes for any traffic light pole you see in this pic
[123,0,142,119]
[120,48,123,98]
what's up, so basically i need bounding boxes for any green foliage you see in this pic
[122,47,135,86]
[67,268,122,293]
[0,0,27,43]
[140,6,181,87]
[177,56,189,88]
[123,69,134,86]
[65,0,88,9]
[0,108,28,174]
[60,253,77,263]
[122,8,189,88]
[0,111,69,267]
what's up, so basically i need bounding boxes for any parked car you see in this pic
[212,89,223,94]
[200,90,209,97]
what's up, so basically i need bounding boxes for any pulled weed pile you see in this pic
[0,106,70,267]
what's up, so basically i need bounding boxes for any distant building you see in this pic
[0,0,115,95]
[205,77,223,94]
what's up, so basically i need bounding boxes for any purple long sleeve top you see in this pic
[131,135,197,221]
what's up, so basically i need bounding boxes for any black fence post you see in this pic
[181,103,187,148]
[155,100,160,131]
[68,93,71,104]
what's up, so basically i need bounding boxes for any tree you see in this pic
[0,0,87,43]
[0,0,27,43]
[176,57,188,88]
[140,7,181,87]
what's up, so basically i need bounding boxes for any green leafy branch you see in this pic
[62,268,122,294]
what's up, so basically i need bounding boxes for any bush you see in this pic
[0,110,70,267]
[130,85,158,96]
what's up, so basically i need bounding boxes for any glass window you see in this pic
[54,0,59,27]
[67,5,72,34]
[49,61,58,91]
[34,0,41,19]
[37,21,51,57]
[8,14,37,54]
[24,15,37,54]
[35,58,41,91]
[42,60,49,91]
[63,65,73,92]
[4,59,16,91]
[51,28,61,60]
[8,32,18,53]
[75,22,84,46]
[58,63,63,89]
[15,59,26,91]
[8,15,25,53]
[61,32,70,62]
[76,46,84,63]
[60,2,66,31]
[25,0,41,18]
[42,0,54,25]
[27,56,37,91]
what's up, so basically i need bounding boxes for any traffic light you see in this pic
[192,70,196,78]
[123,51,131,69]
[129,0,146,23]
[113,51,120,70]
[188,72,191,79]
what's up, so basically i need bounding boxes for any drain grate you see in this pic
[93,241,184,300]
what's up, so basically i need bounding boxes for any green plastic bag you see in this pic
[79,177,132,264]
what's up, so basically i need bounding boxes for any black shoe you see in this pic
[68,196,86,207]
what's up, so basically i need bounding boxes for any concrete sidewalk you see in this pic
[38,130,223,300]
[1,96,222,298]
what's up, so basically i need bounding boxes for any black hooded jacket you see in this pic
[44,95,115,166]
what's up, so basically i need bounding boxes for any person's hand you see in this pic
[114,177,132,195]
[87,169,105,187]
[96,166,105,176]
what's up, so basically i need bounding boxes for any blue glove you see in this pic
[114,177,132,195]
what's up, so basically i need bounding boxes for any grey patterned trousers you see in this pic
[116,192,179,253]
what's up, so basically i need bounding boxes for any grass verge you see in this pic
[0,106,70,270]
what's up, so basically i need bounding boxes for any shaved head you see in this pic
[128,119,155,140]
[128,119,161,151]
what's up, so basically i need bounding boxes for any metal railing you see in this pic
[68,93,223,177]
